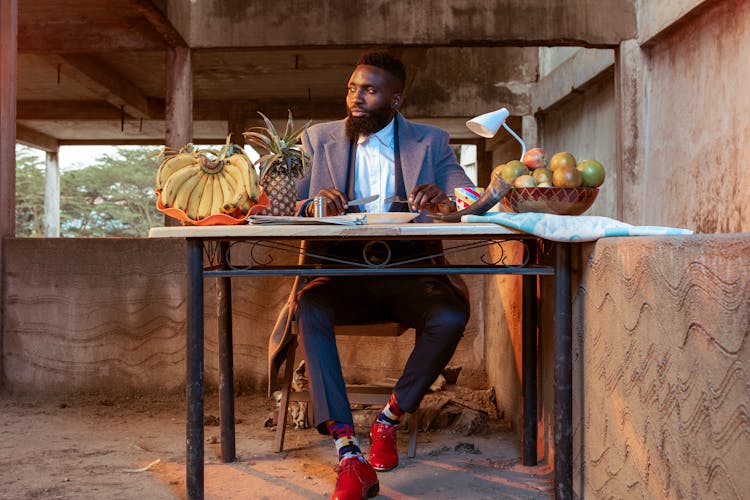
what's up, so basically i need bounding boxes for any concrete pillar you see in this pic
[522,115,539,150]
[44,151,60,237]
[164,46,192,226]
[1,0,17,237]
[165,45,193,149]
[1,0,18,383]
[614,40,647,224]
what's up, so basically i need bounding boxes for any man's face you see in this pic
[345,65,401,138]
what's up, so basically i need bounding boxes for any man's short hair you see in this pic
[357,50,406,88]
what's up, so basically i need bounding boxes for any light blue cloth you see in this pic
[463,212,693,242]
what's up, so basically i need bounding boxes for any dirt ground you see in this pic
[0,389,553,499]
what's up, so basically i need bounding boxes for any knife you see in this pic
[346,194,379,207]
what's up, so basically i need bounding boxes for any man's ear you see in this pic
[392,94,402,109]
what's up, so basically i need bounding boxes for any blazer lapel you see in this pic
[395,114,428,194]
[321,124,350,191]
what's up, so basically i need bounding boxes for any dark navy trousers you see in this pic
[295,274,469,435]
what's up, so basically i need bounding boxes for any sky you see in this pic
[22,144,260,171]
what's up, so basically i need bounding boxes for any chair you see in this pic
[274,321,420,458]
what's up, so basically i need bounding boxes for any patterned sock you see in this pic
[376,393,405,427]
[326,421,364,462]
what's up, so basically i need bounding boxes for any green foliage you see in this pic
[15,145,163,237]
[15,146,46,237]
[60,147,162,236]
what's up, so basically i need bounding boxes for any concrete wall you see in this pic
[0,238,292,394]
[572,234,749,498]
[482,0,750,495]
[530,1,749,232]
[641,0,749,232]
[537,76,617,219]
[1,238,489,394]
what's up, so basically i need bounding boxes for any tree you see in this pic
[15,145,46,237]
[60,147,163,237]
[15,145,164,237]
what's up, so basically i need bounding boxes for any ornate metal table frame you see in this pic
[150,223,573,500]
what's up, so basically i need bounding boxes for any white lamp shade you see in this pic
[465,107,510,138]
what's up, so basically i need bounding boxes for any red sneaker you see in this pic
[369,421,399,471]
[331,457,379,500]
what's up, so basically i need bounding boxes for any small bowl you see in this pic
[501,187,598,216]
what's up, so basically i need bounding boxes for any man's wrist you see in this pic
[299,199,314,217]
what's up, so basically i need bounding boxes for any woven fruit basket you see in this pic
[501,187,598,216]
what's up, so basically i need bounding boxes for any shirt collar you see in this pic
[357,117,395,147]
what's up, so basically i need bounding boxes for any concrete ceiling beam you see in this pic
[187,0,636,49]
[16,123,59,152]
[531,49,615,113]
[18,19,166,52]
[44,55,154,119]
[132,0,187,47]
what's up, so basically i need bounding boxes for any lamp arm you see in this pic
[502,122,527,161]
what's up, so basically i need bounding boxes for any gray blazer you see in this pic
[266,114,474,395]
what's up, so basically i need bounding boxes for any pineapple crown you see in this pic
[243,110,311,182]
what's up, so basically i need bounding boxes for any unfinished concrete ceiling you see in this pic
[15,0,634,149]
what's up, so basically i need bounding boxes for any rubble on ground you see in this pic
[267,363,505,436]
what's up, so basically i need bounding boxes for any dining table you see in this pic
[148,217,574,500]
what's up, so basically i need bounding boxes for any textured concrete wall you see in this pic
[0,238,292,394]
[572,234,750,498]
[1,238,488,394]
[2,238,188,393]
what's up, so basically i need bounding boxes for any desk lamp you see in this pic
[466,107,526,161]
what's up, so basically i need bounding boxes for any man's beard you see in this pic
[345,106,393,142]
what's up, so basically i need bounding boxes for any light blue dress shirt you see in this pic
[353,118,396,213]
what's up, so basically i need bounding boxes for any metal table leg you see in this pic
[217,241,236,462]
[522,242,538,465]
[186,239,205,499]
[553,242,572,499]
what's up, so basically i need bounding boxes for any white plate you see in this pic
[362,212,419,224]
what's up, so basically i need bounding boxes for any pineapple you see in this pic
[243,110,311,216]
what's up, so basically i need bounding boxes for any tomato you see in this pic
[576,159,606,187]
[531,167,553,185]
[552,165,582,187]
[522,147,547,170]
[550,151,577,171]
[500,160,529,184]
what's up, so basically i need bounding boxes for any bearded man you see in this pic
[279,50,476,500]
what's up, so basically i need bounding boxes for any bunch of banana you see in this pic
[157,141,261,221]
[156,143,197,189]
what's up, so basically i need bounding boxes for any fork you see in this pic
[384,195,410,205]
[384,195,418,213]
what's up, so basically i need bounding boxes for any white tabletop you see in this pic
[148,221,524,239]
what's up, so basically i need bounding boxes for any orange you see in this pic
[550,151,577,171]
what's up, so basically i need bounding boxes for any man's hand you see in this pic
[308,187,348,216]
[409,183,455,215]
